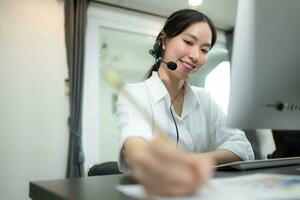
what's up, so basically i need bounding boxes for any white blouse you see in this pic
[117,72,254,172]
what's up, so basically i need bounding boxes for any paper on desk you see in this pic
[116,174,300,200]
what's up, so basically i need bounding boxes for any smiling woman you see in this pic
[117,9,254,196]
[83,1,241,188]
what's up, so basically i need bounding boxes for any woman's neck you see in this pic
[158,67,185,100]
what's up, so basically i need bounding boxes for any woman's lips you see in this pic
[180,60,196,73]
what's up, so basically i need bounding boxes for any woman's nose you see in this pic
[188,47,200,63]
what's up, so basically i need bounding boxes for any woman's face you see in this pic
[162,22,212,80]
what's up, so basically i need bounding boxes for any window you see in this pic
[83,3,163,171]
[205,61,230,114]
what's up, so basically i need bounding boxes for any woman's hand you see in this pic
[124,136,213,196]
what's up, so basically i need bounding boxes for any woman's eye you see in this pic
[202,49,209,54]
[184,40,193,46]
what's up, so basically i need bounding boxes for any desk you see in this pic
[29,165,300,200]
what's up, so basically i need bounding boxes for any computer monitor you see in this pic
[227,0,300,130]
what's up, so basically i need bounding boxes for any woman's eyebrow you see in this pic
[183,33,211,48]
[183,33,198,40]
[202,43,211,49]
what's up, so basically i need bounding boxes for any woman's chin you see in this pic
[176,70,190,81]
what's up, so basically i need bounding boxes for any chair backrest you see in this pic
[87,161,122,176]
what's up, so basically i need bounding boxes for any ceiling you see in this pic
[93,0,238,31]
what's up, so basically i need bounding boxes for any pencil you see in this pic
[102,67,167,140]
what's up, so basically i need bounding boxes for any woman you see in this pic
[117,9,254,196]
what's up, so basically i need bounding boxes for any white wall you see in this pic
[0,0,69,199]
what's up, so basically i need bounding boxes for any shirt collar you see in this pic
[145,72,200,117]
[145,72,169,104]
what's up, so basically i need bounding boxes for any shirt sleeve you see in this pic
[117,84,154,173]
[205,91,255,161]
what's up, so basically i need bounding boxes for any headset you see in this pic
[149,37,181,145]
[149,38,177,71]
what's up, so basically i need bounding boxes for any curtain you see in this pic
[64,0,88,178]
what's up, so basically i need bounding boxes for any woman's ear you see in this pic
[160,32,168,50]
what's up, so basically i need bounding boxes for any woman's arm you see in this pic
[122,136,148,169]
[193,149,241,165]
[204,90,255,162]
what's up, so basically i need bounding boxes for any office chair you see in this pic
[87,161,122,176]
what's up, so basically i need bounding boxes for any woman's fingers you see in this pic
[131,138,212,196]
[186,154,214,186]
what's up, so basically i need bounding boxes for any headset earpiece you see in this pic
[153,38,163,59]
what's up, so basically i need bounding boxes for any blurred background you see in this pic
[0,0,275,199]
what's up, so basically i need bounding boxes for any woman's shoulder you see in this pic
[118,81,152,109]
[190,85,211,99]
[122,81,147,93]
[190,85,225,116]
[120,81,149,101]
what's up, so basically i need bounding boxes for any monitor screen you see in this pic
[227,0,300,130]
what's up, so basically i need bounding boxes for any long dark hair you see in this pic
[145,9,217,79]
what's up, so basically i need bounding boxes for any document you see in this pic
[116,174,300,200]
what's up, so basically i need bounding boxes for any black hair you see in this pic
[145,9,217,79]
